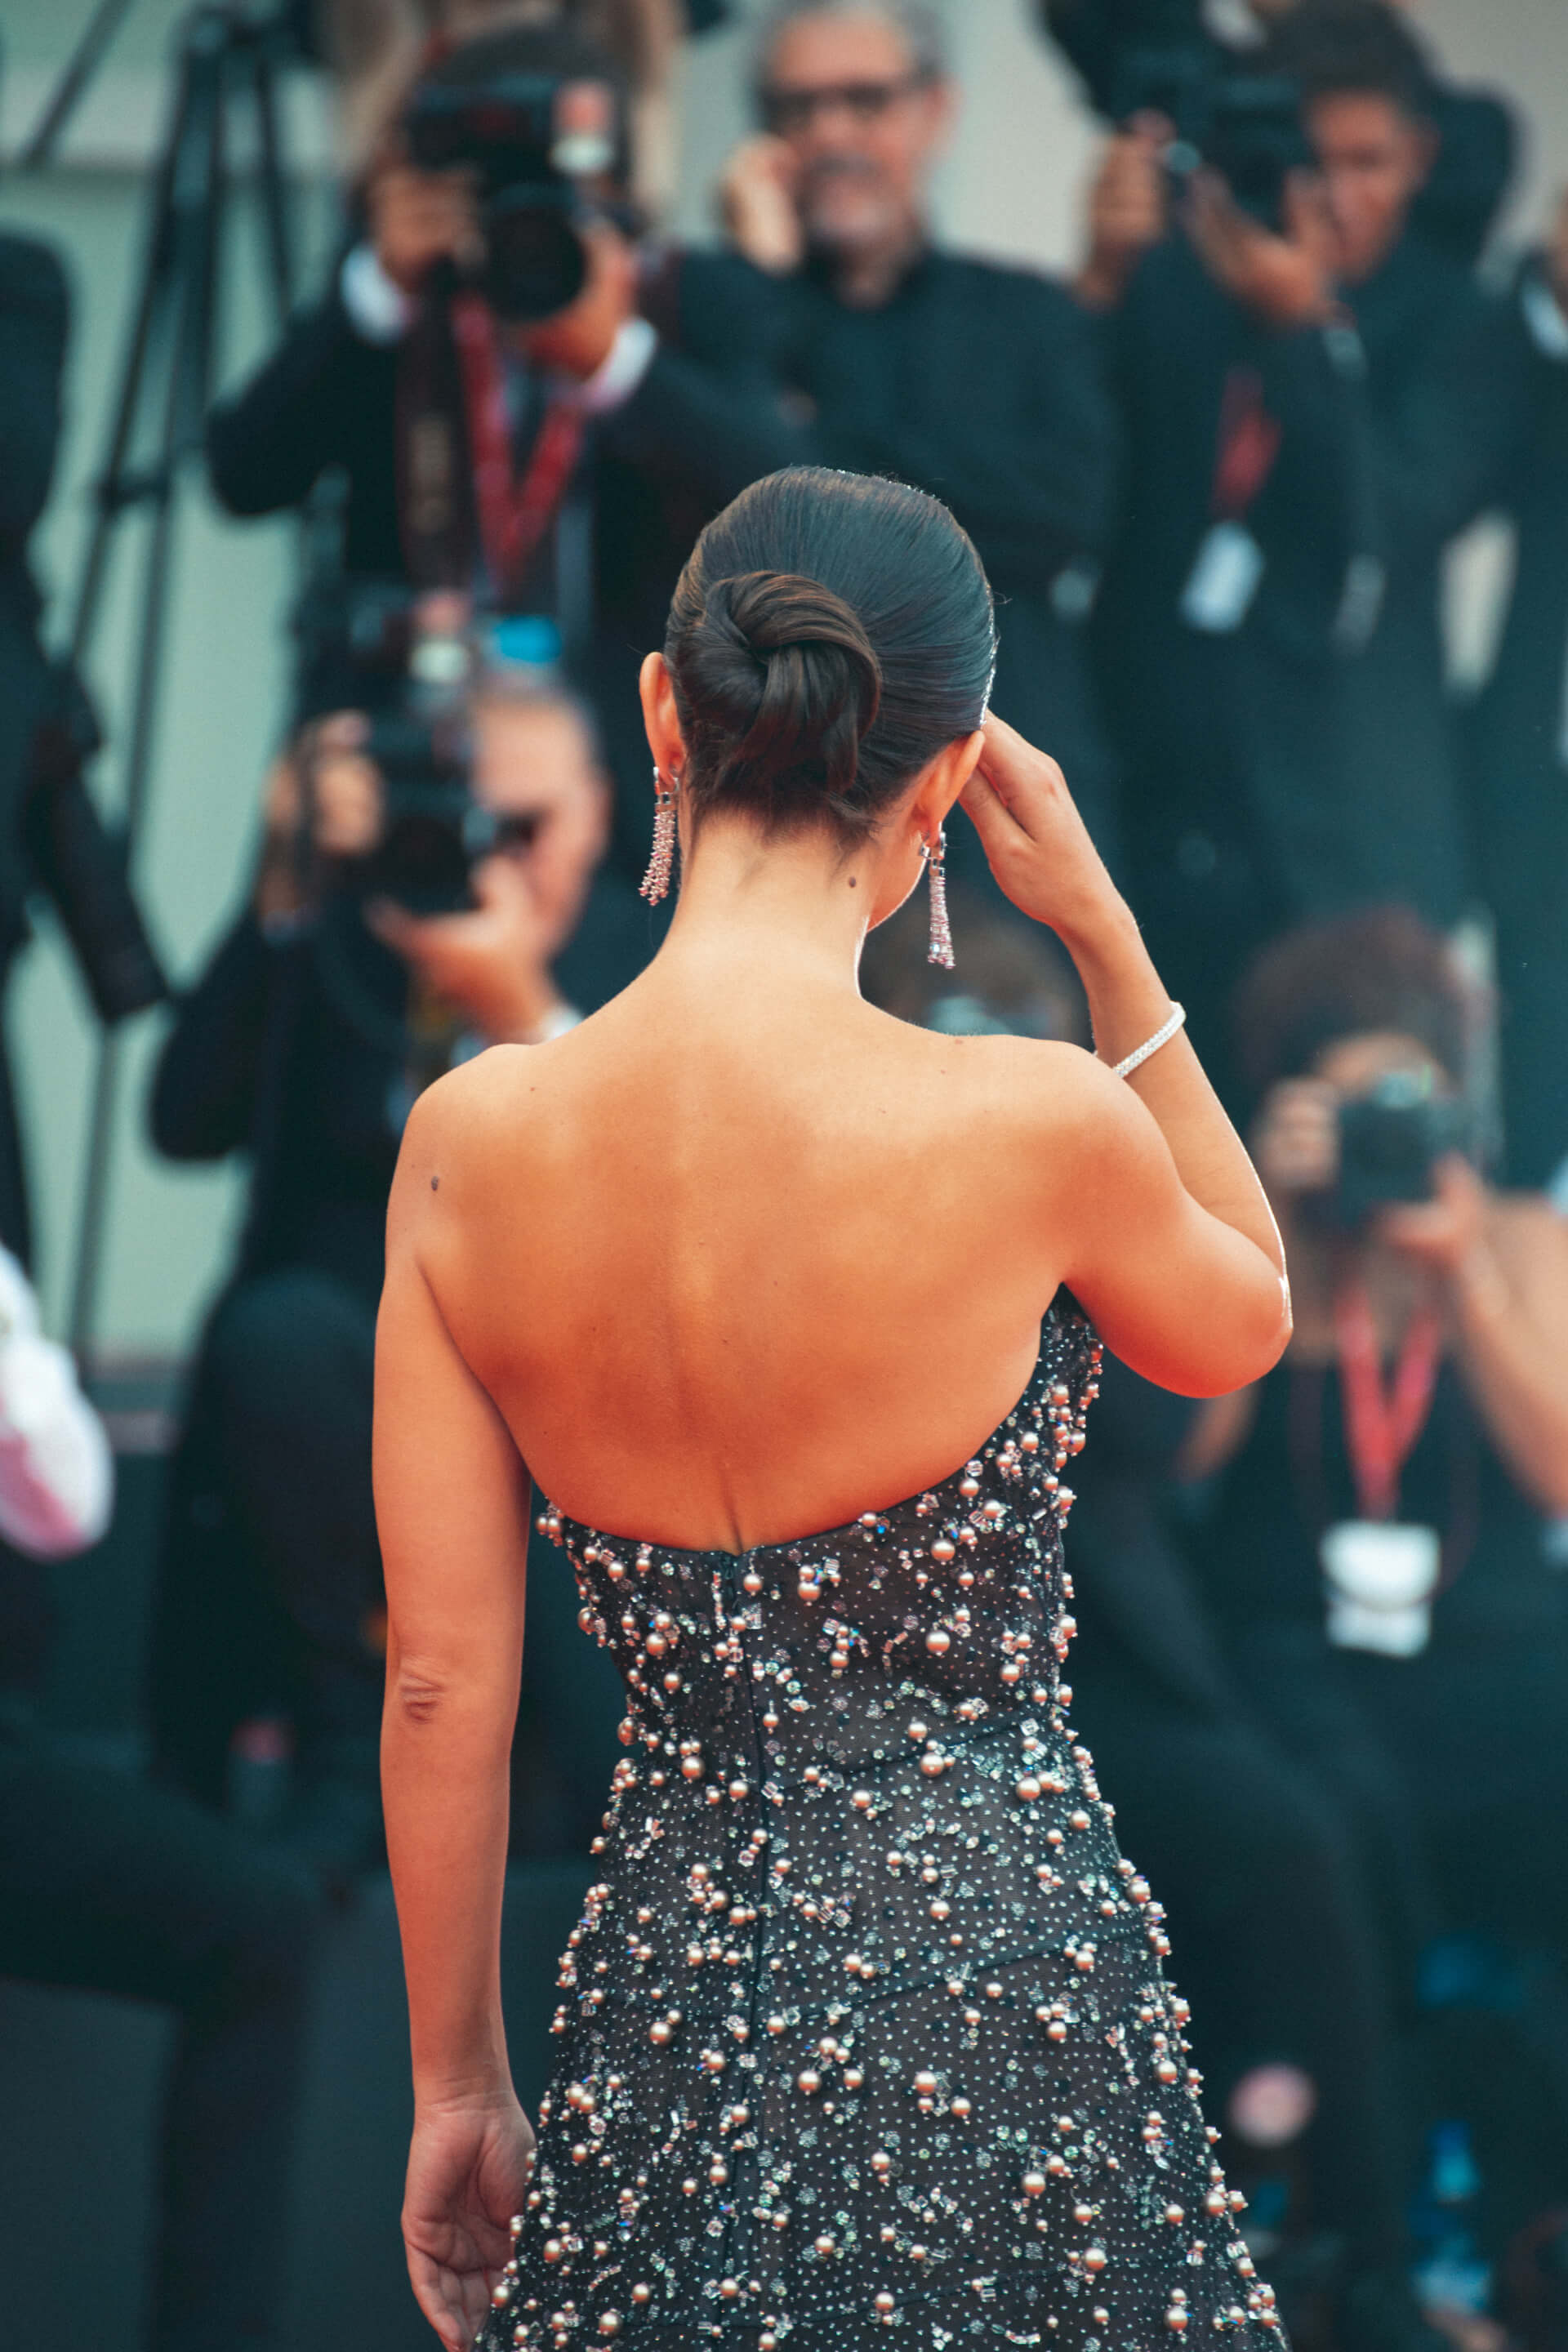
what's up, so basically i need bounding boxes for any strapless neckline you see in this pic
[536,1315,1060,1565]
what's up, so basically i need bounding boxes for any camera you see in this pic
[296,585,541,916]
[1332,1071,1472,1228]
[359,708,544,917]
[1102,0,1313,224]
[403,60,626,322]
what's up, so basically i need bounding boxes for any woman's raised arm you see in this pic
[964,716,1291,1395]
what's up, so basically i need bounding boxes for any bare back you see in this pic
[404,957,1084,1552]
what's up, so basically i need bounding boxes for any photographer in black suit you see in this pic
[0,228,163,1265]
[206,17,792,896]
[149,644,628,1878]
[1076,0,1521,1094]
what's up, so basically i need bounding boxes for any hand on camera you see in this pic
[1077,114,1170,310]
[1252,1077,1339,1199]
[402,2091,535,2352]
[959,714,1127,951]
[1183,166,1338,329]
[1254,1079,1491,1283]
[719,133,806,275]
[255,713,381,924]
[368,145,483,296]
[518,218,639,381]
[1377,1156,1490,1282]
[368,849,568,1045]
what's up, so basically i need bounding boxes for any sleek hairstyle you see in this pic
[1232,906,1473,1098]
[662,466,995,844]
[1262,0,1437,122]
[753,0,949,96]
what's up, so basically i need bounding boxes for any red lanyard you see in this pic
[451,293,586,604]
[1211,366,1283,520]
[1334,1283,1443,1522]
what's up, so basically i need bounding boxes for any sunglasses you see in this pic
[760,74,931,136]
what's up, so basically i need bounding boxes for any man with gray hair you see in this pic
[693,0,1124,880]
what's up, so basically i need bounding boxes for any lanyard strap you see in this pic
[451,293,586,604]
[1333,1283,1444,1521]
[1211,365,1283,520]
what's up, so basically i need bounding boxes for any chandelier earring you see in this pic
[924,827,954,969]
[640,764,679,906]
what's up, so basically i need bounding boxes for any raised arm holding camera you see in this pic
[206,19,795,898]
[1080,0,1524,1097]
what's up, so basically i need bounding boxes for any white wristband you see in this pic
[1110,1002,1187,1080]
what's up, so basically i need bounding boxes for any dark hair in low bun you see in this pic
[665,467,995,843]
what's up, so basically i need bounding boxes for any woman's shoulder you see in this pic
[390,1039,577,1201]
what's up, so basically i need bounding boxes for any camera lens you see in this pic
[483,194,588,321]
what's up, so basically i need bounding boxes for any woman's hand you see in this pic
[403,2092,536,2351]
[959,715,1129,954]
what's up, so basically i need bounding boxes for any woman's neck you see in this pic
[657,816,889,995]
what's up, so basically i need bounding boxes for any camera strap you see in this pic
[1333,1282,1443,1522]
[452,293,586,604]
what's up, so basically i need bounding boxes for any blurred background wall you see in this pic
[2,0,1567,1361]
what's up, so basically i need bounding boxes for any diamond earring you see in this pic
[640,764,677,905]
[924,827,954,969]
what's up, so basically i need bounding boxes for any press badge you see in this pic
[1321,1521,1441,1657]
[1179,521,1266,634]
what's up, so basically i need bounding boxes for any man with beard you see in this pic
[693,0,1124,888]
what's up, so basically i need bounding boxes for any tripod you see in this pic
[22,3,305,1363]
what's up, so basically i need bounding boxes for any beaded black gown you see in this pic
[481,1308,1285,2352]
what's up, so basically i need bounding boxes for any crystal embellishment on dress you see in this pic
[479,1310,1287,2351]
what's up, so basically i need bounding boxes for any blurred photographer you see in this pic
[1076,0,1521,1094]
[702,0,1124,884]
[147,639,624,1876]
[1041,0,1516,269]
[206,17,791,894]
[1194,906,1568,2280]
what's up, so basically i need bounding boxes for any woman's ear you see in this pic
[908,728,986,842]
[639,651,688,780]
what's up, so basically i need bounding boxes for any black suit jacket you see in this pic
[1098,229,1521,939]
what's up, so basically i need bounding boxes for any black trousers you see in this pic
[0,1729,320,2351]
[151,1266,385,1806]
[1071,1655,1414,2263]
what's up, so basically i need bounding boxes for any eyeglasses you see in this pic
[760,74,931,136]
